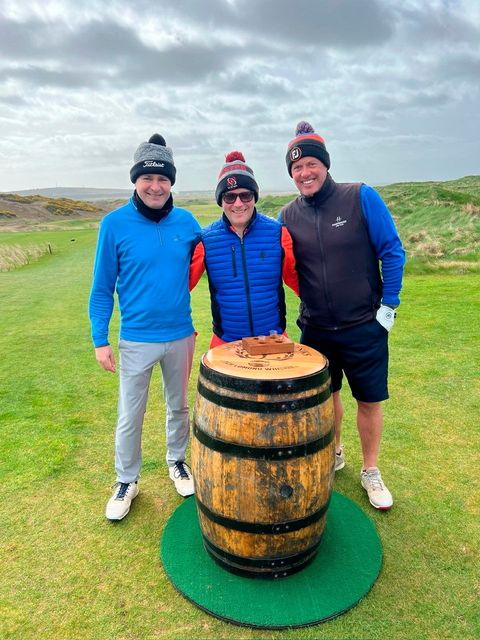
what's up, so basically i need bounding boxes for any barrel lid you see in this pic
[202,340,327,380]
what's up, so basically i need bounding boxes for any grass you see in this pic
[0,192,101,214]
[0,242,51,271]
[0,221,479,639]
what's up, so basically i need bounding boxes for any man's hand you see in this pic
[376,304,396,332]
[95,345,116,373]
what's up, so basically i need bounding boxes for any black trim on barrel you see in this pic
[202,537,321,579]
[193,422,334,460]
[200,359,330,394]
[203,536,321,569]
[195,496,330,534]
[197,380,331,413]
[206,549,316,579]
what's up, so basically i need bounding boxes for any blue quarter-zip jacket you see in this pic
[89,198,201,347]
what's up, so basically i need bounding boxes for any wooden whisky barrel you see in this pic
[191,340,335,579]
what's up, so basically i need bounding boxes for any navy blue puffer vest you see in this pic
[202,212,286,341]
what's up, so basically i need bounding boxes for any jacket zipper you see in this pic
[240,236,254,336]
[231,245,237,277]
[315,206,336,327]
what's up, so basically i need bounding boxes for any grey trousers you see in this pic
[115,335,196,483]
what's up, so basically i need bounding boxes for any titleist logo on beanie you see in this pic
[285,121,330,176]
[130,133,176,185]
[215,150,259,206]
[143,160,165,168]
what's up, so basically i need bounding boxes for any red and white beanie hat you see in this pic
[215,150,259,206]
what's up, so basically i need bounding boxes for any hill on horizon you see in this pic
[5,175,480,202]
[1,175,479,274]
[6,186,303,201]
[6,186,133,202]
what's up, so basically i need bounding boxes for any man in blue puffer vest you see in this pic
[190,151,298,347]
[89,133,201,521]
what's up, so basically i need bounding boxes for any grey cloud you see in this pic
[0,65,98,89]
[63,19,150,64]
[134,101,211,123]
[0,4,395,96]
[120,41,228,85]
[434,53,480,83]
[394,4,480,45]
[203,96,271,119]
[408,90,455,110]
[165,0,394,48]
[239,0,393,47]
[367,87,454,116]
[0,15,62,59]
[216,69,296,99]
[0,14,240,88]
[0,94,28,106]
[0,15,150,64]
[135,101,181,121]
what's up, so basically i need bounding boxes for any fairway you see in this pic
[0,227,478,640]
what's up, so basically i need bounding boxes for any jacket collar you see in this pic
[221,208,258,235]
[131,191,174,222]
[303,173,336,207]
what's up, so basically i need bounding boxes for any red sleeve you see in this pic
[189,241,205,291]
[281,226,299,296]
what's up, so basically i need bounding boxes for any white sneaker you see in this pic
[105,481,139,521]
[335,445,345,471]
[169,461,195,497]
[360,467,393,510]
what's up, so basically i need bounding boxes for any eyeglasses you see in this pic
[222,191,255,204]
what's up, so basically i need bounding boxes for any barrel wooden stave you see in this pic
[193,449,332,559]
[195,372,332,448]
[193,449,332,526]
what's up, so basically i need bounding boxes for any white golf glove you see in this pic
[376,304,396,332]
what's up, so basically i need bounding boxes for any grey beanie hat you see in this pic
[130,133,176,185]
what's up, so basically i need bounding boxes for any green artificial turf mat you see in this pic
[160,491,382,628]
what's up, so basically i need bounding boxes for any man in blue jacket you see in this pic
[89,133,201,520]
[189,150,298,346]
[279,121,405,510]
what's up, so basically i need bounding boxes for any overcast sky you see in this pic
[0,0,479,193]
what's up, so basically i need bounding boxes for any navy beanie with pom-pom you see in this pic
[130,133,176,185]
[215,150,259,206]
[285,121,330,176]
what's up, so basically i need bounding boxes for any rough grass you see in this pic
[0,242,52,271]
[0,192,100,213]
[0,227,478,640]
[376,178,480,270]
[0,193,106,230]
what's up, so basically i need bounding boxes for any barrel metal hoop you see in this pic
[202,536,321,578]
[200,360,330,394]
[197,380,331,413]
[193,422,334,460]
[205,551,317,579]
[195,496,330,534]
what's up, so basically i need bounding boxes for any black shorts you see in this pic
[301,320,389,402]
